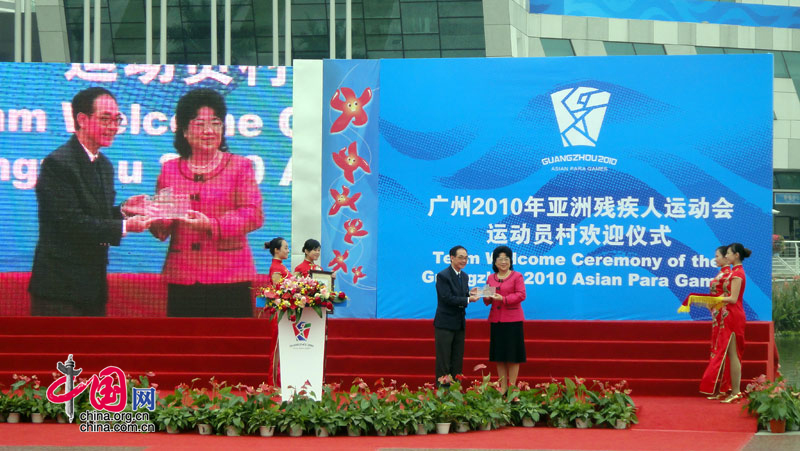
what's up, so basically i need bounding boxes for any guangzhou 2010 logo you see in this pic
[292,318,311,342]
[551,87,610,147]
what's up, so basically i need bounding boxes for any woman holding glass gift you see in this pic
[150,88,263,317]
[483,245,527,395]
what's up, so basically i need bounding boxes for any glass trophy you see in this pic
[149,188,190,219]
[475,285,496,297]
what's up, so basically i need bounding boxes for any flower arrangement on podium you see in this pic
[255,275,347,322]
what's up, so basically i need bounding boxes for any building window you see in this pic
[604,42,665,56]
[541,38,575,57]
[775,172,800,190]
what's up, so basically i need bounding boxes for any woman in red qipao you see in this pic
[267,237,290,385]
[699,245,732,399]
[294,239,323,277]
[700,243,751,403]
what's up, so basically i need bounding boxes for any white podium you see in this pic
[277,307,327,402]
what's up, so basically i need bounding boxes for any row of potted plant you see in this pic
[1,369,638,436]
[0,374,69,424]
[743,373,800,433]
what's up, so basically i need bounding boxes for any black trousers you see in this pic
[167,282,253,318]
[31,294,106,317]
[434,326,465,385]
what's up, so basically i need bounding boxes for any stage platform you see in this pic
[0,317,776,396]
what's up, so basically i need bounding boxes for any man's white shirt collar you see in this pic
[79,140,99,162]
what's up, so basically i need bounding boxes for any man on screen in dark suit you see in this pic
[434,245,479,386]
[29,87,152,316]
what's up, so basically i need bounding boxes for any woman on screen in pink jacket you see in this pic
[483,245,527,396]
[150,88,263,317]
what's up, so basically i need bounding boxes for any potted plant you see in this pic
[191,405,215,435]
[787,391,800,431]
[0,388,8,423]
[212,403,248,436]
[7,375,35,423]
[278,388,319,437]
[592,381,638,429]
[246,404,280,437]
[372,400,400,436]
[341,380,374,436]
[744,374,792,433]
[311,384,346,437]
[509,386,547,427]
[465,374,511,430]
[154,403,192,434]
[189,377,230,435]
[27,381,49,424]
[756,389,791,433]
[210,386,248,437]
[433,401,454,434]
[541,379,570,428]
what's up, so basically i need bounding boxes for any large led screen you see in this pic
[0,63,292,316]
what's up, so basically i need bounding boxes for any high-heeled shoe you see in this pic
[720,392,743,403]
[706,393,728,400]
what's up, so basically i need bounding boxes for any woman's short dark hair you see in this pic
[302,239,321,253]
[727,243,752,260]
[716,245,728,258]
[173,88,228,158]
[491,245,514,273]
[266,237,286,257]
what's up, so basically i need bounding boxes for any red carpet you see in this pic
[0,317,776,396]
[0,397,756,450]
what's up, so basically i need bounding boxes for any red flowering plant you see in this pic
[590,380,637,428]
[255,274,347,322]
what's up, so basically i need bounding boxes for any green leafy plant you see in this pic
[743,374,800,428]
[463,371,509,428]
[340,378,375,434]
[591,380,638,427]
[153,402,193,432]
[509,383,547,426]
[246,404,281,434]
[563,377,596,422]
[8,374,36,418]
[277,387,318,433]
[773,279,800,332]
[407,383,437,433]
[209,384,248,434]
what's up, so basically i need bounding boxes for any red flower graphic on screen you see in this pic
[352,266,366,284]
[328,186,361,215]
[333,141,371,183]
[328,250,349,274]
[330,87,372,133]
[343,219,368,244]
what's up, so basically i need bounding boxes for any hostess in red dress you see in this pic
[294,259,321,277]
[699,265,746,395]
[267,257,290,385]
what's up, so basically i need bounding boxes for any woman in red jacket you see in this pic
[150,88,263,317]
[483,245,527,395]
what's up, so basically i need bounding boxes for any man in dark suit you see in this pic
[434,245,479,385]
[29,87,152,316]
